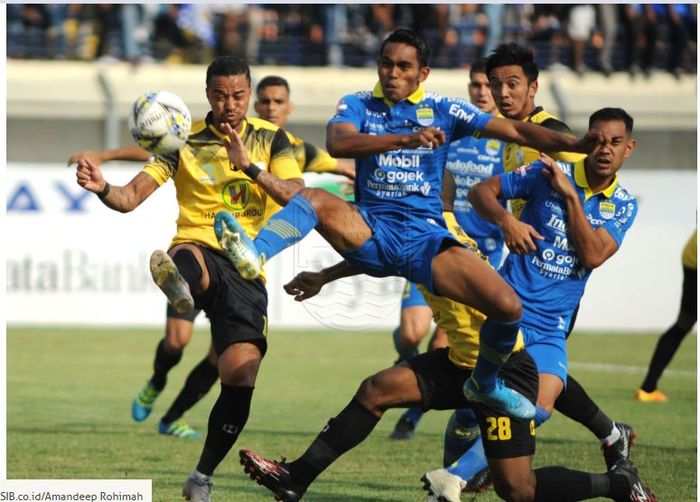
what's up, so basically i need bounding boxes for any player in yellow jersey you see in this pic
[67,74,356,442]
[75,55,303,502]
[486,42,585,219]
[636,228,697,402]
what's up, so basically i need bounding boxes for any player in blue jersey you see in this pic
[390,59,506,440]
[422,107,642,500]
[215,28,600,420]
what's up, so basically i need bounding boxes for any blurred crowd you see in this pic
[7,4,697,78]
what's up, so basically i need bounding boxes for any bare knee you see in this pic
[494,482,535,502]
[299,187,332,211]
[356,375,389,415]
[490,457,536,502]
[164,319,194,352]
[400,307,433,347]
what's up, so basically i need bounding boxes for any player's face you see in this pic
[206,74,252,131]
[488,65,537,120]
[377,42,429,103]
[254,85,293,128]
[468,71,497,114]
[586,119,636,180]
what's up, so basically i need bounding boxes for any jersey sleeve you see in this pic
[327,93,365,130]
[445,98,493,141]
[302,142,339,173]
[269,128,303,180]
[602,197,638,247]
[499,161,544,200]
[142,152,178,185]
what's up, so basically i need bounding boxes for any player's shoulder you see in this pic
[246,116,281,132]
[530,108,573,134]
[611,182,636,204]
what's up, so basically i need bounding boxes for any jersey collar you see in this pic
[574,159,618,200]
[372,82,425,107]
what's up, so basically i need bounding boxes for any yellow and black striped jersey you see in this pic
[143,113,302,254]
[416,211,525,369]
[682,229,697,270]
[502,107,586,218]
[286,132,339,174]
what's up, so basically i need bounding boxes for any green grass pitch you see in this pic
[6,326,696,501]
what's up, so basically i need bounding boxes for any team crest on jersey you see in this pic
[416,107,434,126]
[223,179,252,211]
[599,201,616,220]
[485,140,501,156]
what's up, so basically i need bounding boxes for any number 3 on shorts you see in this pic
[485,416,512,440]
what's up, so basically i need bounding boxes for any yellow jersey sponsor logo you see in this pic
[223,180,252,211]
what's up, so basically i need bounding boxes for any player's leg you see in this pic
[637,265,697,401]
[150,243,211,313]
[390,282,433,439]
[431,245,531,418]
[555,374,635,469]
[159,343,219,439]
[183,248,267,501]
[215,188,372,278]
[132,308,198,422]
[240,360,423,499]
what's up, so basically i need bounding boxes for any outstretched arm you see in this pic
[67,145,151,166]
[482,117,600,155]
[220,122,304,206]
[75,158,158,212]
[326,122,446,158]
[284,260,361,301]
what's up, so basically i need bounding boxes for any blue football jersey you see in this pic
[447,135,505,244]
[499,159,638,333]
[328,83,492,223]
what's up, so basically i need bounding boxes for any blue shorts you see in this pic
[521,326,568,385]
[340,205,462,294]
[401,281,428,309]
[474,236,506,270]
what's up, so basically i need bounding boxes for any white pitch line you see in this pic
[569,361,696,378]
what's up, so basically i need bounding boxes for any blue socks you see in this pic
[444,408,487,481]
[535,405,552,427]
[253,193,318,264]
[471,318,521,392]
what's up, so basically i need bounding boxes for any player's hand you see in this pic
[75,158,107,194]
[405,127,446,149]
[67,150,106,167]
[284,271,326,301]
[220,122,253,171]
[501,213,543,254]
[574,128,605,154]
[539,153,577,199]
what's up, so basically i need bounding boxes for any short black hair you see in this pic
[469,60,487,80]
[379,28,431,68]
[257,75,290,95]
[485,43,539,83]
[589,107,634,134]
[206,55,251,87]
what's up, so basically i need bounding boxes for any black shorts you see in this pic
[680,266,697,315]
[166,304,202,322]
[193,246,268,356]
[408,348,538,459]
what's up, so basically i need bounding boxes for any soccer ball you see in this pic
[128,90,191,155]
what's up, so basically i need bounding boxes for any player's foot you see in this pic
[634,388,668,403]
[182,470,212,502]
[462,377,536,420]
[608,459,657,502]
[158,419,202,439]
[150,250,194,314]
[131,381,161,422]
[465,467,492,493]
[389,415,416,440]
[239,449,305,502]
[214,211,261,280]
[421,469,465,502]
[602,423,636,469]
